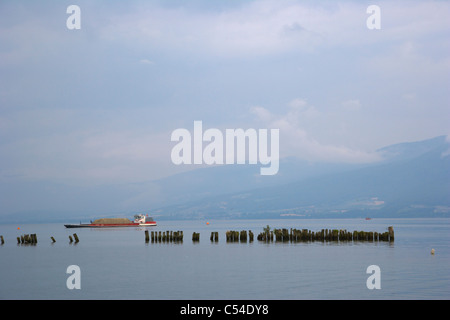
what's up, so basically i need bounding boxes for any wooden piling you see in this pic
[51,236,56,243]
[210,231,219,242]
[192,232,200,242]
[147,230,183,244]
[240,230,247,242]
[69,235,73,243]
[73,233,79,243]
[28,234,37,244]
[0,235,4,245]
[388,226,394,242]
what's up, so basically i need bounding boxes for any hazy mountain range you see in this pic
[151,135,450,220]
[1,135,449,223]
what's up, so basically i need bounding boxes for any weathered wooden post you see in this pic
[192,232,200,242]
[240,230,247,242]
[249,230,254,242]
[0,235,4,245]
[145,230,149,243]
[303,229,309,241]
[51,236,56,243]
[388,226,394,242]
[69,235,73,243]
[73,233,79,243]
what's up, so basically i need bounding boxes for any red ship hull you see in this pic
[64,221,157,228]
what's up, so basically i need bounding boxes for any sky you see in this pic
[0,0,449,216]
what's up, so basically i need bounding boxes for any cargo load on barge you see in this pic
[64,214,156,228]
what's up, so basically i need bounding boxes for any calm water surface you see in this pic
[0,218,449,300]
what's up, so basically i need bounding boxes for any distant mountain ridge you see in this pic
[0,135,448,223]
[377,135,448,162]
[152,135,450,219]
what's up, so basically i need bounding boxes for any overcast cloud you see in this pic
[0,0,449,215]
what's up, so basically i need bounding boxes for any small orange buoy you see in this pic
[17,227,20,230]
[206,222,210,225]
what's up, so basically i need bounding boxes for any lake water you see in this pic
[0,218,449,300]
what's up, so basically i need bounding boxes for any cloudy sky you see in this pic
[1,0,449,215]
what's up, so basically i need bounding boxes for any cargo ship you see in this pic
[64,214,156,228]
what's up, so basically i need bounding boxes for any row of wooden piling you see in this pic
[225,230,254,242]
[145,230,184,243]
[257,227,394,242]
[0,233,80,245]
[144,226,394,243]
[1,226,395,246]
[16,234,38,245]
